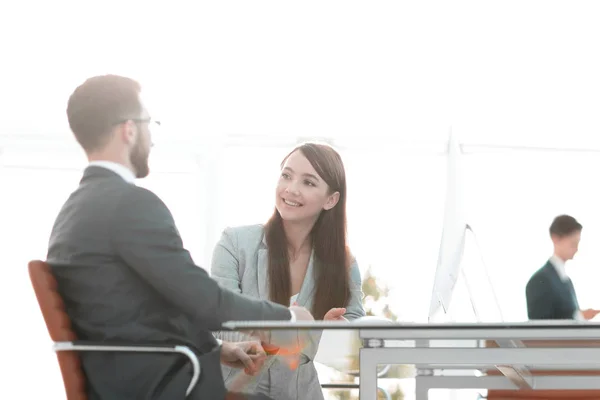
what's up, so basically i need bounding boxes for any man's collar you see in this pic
[87,161,136,184]
[549,254,569,281]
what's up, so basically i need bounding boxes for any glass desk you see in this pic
[223,320,600,400]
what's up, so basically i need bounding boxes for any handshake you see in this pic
[221,305,349,376]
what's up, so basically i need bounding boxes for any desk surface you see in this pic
[222,320,600,340]
[223,319,600,330]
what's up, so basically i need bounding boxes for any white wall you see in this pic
[3,1,600,398]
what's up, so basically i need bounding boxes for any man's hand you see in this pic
[290,305,314,321]
[582,308,600,320]
[324,307,348,321]
[220,341,267,376]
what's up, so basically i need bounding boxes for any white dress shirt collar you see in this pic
[88,161,136,184]
[549,254,569,281]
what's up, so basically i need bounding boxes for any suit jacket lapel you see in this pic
[545,261,580,310]
[565,278,580,309]
[257,247,269,300]
[296,250,316,308]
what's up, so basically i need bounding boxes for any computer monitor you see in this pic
[443,225,504,322]
[428,223,467,322]
[428,130,503,322]
[428,130,466,321]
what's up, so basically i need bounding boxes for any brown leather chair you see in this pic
[485,339,600,400]
[28,260,201,399]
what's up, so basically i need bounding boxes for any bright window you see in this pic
[463,150,600,321]
[209,141,447,322]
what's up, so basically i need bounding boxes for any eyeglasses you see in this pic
[114,118,161,127]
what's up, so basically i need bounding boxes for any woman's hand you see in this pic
[323,307,348,321]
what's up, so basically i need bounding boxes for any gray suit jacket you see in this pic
[211,224,365,400]
[47,167,292,400]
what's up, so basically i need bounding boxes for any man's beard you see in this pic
[130,139,150,178]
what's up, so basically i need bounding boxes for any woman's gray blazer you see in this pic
[211,224,365,400]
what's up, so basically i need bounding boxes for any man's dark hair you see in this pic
[66,75,142,152]
[549,214,582,237]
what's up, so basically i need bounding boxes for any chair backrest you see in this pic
[28,260,87,400]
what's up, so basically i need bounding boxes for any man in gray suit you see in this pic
[47,74,313,400]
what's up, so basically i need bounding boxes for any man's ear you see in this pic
[323,191,340,211]
[116,120,137,146]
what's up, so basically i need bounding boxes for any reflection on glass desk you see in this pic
[223,320,600,400]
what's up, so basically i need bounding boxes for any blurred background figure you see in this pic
[526,215,600,320]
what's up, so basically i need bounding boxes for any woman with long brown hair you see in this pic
[211,142,365,400]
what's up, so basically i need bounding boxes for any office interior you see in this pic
[3,1,600,399]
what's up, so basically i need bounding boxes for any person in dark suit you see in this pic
[47,75,314,400]
[526,215,600,321]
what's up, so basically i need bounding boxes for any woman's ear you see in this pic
[323,191,340,211]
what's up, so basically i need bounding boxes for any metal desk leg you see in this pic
[415,376,430,400]
[415,339,431,400]
[359,347,379,400]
